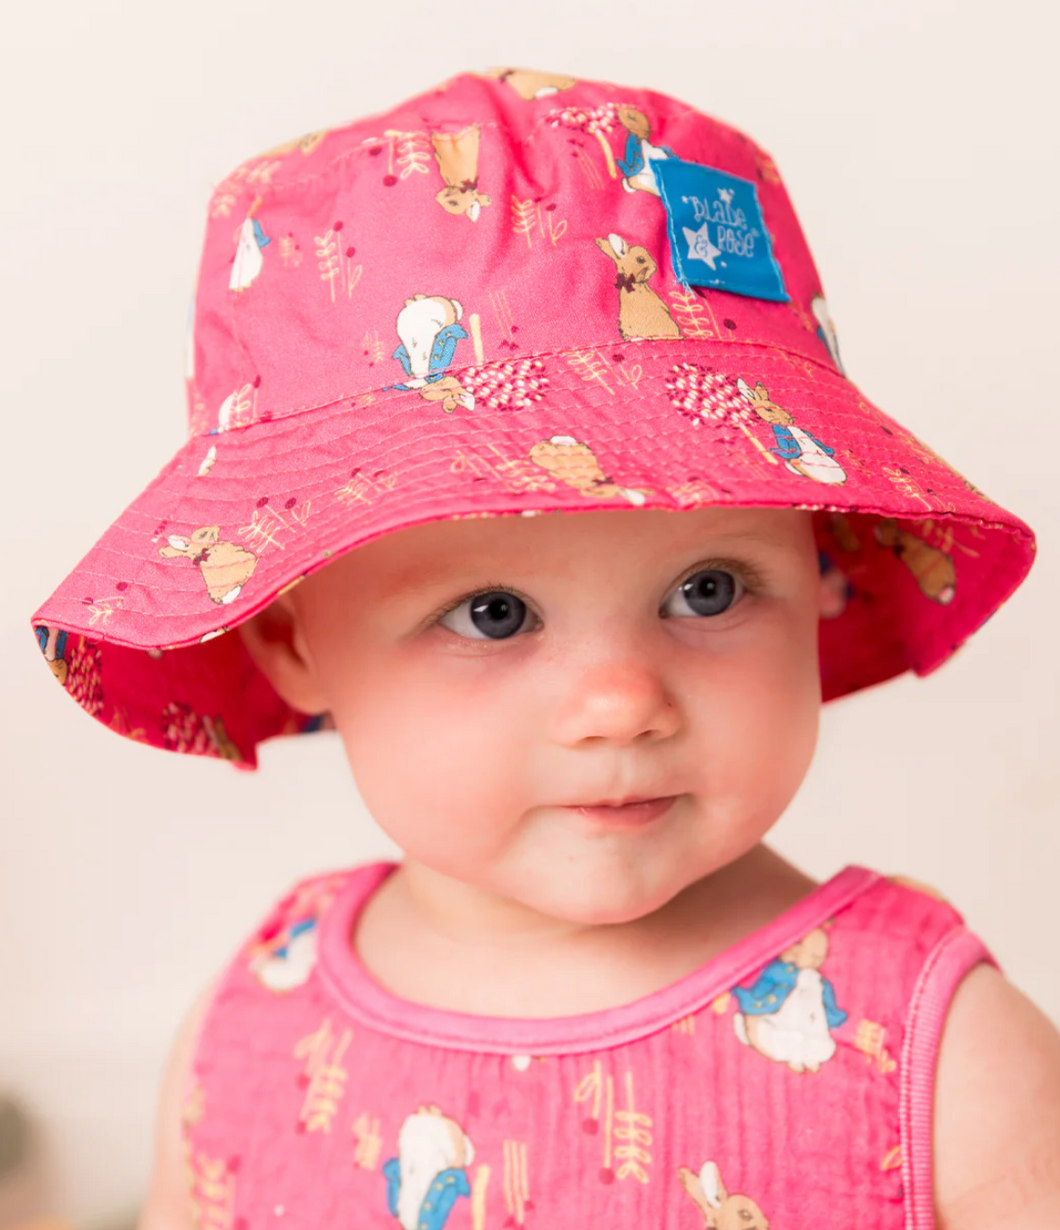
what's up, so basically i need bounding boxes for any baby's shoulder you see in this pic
[932,963,1060,1228]
[839,868,969,943]
[841,872,1060,1226]
[827,869,978,1001]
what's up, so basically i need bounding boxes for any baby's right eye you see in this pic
[438,590,536,640]
[662,568,744,618]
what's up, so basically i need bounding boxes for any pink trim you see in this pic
[316,860,881,1055]
[899,926,999,1230]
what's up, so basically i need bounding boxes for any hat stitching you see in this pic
[228,116,509,203]
[40,497,1030,660]
[104,448,207,629]
[168,369,1004,517]
[213,85,743,207]
[56,391,1029,617]
[187,336,850,442]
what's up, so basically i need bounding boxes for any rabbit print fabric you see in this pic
[182,863,990,1229]
[30,68,1036,769]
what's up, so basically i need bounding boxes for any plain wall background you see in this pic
[2,0,1057,1223]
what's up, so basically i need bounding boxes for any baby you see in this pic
[30,68,1059,1228]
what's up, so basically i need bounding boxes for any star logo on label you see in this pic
[682,222,722,269]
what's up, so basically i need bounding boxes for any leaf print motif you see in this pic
[313,223,360,303]
[667,286,722,340]
[510,196,539,249]
[383,128,433,179]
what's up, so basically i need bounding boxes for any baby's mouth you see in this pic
[561,795,679,826]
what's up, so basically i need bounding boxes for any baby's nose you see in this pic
[550,660,680,747]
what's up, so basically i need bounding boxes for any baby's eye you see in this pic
[438,590,536,640]
[663,568,743,618]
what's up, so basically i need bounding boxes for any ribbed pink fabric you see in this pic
[899,926,996,1229]
[183,863,992,1229]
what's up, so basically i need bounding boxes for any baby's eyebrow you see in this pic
[384,562,470,598]
[380,525,787,600]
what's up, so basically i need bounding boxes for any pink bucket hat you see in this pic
[31,67,1036,769]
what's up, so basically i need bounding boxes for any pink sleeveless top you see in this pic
[182,862,994,1230]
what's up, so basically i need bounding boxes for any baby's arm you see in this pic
[933,964,1060,1228]
[137,975,219,1230]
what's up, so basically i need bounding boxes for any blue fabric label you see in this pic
[653,158,788,302]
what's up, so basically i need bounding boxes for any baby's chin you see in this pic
[493,833,722,928]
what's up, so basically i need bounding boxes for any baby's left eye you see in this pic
[438,590,537,640]
[663,568,743,618]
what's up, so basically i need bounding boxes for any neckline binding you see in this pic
[316,860,879,1055]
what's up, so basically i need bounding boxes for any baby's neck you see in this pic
[351,843,819,1018]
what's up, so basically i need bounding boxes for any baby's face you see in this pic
[263,506,833,926]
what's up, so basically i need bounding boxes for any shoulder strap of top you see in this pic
[237,867,355,992]
[865,875,999,1230]
[893,881,998,1230]
[182,865,360,1104]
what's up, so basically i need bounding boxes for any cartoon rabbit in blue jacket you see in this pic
[36,624,68,685]
[615,106,677,196]
[383,1104,475,1230]
[229,196,271,292]
[388,294,475,413]
[737,378,847,485]
[731,926,848,1074]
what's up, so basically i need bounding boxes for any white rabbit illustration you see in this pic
[229,198,270,292]
[736,378,847,485]
[383,1105,475,1230]
[250,919,319,992]
[811,294,845,373]
[731,927,848,1074]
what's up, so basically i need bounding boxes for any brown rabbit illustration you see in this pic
[616,105,653,141]
[158,526,258,605]
[483,66,577,99]
[203,715,241,761]
[256,130,328,159]
[595,234,682,341]
[828,511,862,554]
[874,518,956,603]
[678,1160,769,1229]
[431,126,492,222]
[736,378,847,485]
[615,106,678,196]
[415,374,475,414]
[529,434,652,504]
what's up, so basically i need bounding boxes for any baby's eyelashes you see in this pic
[662,569,744,619]
[435,568,745,642]
[437,590,537,640]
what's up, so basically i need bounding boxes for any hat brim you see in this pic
[30,337,1036,767]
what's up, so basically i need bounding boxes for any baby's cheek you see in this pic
[690,631,820,822]
[334,669,532,863]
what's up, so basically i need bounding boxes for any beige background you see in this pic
[2,0,1057,1223]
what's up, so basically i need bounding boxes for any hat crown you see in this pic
[185,68,833,438]
[32,67,1037,766]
